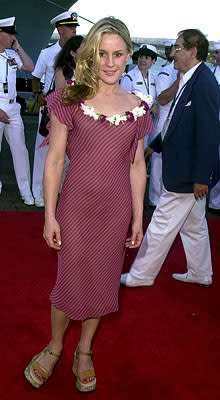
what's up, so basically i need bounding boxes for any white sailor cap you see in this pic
[50,11,79,27]
[164,40,175,47]
[139,44,157,59]
[0,16,17,34]
[214,41,220,50]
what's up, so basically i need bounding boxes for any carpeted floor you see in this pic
[0,211,220,400]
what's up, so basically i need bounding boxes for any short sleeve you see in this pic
[7,49,22,69]
[46,88,74,132]
[32,49,46,79]
[130,104,154,162]
[120,75,133,92]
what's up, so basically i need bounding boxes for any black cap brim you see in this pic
[0,26,17,34]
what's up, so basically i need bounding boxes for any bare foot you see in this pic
[33,344,62,380]
[77,351,95,384]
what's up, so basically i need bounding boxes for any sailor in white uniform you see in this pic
[148,42,179,206]
[208,41,220,211]
[0,17,34,204]
[31,11,79,207]
[120,44,158,148]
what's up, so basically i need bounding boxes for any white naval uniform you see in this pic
[208,65,220,210]
[149,62,178,206]
[32,41,62,200]
[120,66,156,147]
[0,49,32,197]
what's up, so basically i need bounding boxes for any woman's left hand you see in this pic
[125,222,143,248]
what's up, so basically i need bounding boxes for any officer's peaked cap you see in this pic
[50,11,79,27]
[0,17,17,34]
[139,43,157,60]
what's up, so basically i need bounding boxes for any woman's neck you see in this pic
[98,81,121,96]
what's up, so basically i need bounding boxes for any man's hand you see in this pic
[144,146,154,163]
[193,183,208,200]
[0,109,9,124]
[150,103,159,119]
[11,37,20,51]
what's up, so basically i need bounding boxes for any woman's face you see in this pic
[97,33,131,86]
[138,55,155,73]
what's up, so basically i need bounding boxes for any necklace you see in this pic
[79,91,152,125]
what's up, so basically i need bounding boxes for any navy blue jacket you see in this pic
[150,62,220,193]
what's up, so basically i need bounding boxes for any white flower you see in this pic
[106,114,121,125]
[81,101,146,125]
[81,104,99,120]
[135,91,153,105]
[132,105,146,120]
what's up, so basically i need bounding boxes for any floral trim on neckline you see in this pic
[79,92,152,126]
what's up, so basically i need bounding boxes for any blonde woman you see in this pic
[24,17,153,393]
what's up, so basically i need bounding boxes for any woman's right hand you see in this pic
[43,217,62,250]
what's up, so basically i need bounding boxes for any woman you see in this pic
[24,17,153,393]
[54,34,84,89]
[120,43,159,135]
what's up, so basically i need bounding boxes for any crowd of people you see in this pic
[0,10,220,394]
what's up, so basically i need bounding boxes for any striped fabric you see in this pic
[47,89,153,320]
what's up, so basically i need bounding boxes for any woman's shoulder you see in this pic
[121,89,150,111]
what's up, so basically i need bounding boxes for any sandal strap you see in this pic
[78,368,96,380]
[33,361,50,380]
[76,344,92,357]
[46,346,60,358]
[77,349,92,357]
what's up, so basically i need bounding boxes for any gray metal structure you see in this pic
[1,0,78,63]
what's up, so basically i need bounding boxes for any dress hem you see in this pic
[50,300,119,321]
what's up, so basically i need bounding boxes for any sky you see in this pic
[70,0,219,42]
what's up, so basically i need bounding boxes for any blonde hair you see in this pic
[62,16,132,105]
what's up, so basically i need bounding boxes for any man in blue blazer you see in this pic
[121,29,220,288]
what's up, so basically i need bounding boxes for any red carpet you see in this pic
[0,211,220,400]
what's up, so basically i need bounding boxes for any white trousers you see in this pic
[32,109,48,199]
[148,152,162,206]
[147,114,165,207]
[130,186,212,283]
[0,101,32,197]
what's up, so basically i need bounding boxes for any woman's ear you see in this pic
[126,51,132,63]
[70,50,77,60]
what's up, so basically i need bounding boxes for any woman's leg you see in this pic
[36,305,70,374]
[77,318,100,382]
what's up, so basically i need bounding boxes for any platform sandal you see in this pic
[72,345,97,393]
[24,346,60,389]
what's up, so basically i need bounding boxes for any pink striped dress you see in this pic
[47,89,153,320]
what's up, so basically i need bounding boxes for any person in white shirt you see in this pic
[148,59,179,206]
[0,17,34,205]
[31,11,79,207]
[120,44,158,149]
[208,41,220,212]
